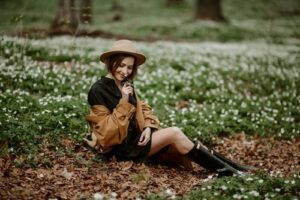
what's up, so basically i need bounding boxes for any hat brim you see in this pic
[100,50,146,66]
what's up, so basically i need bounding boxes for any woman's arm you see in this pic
[86,97,136,151]
[139,100,160,131]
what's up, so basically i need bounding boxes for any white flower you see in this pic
[165,188,174,196]
[38,173,44,178]
[248,190,259,196]
[233,194,242,199]
[221,185,227,190]
[246,177,253,181]
[93,192,103,200]
[111,192,117,198]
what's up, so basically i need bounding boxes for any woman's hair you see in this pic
[105,54,138,80]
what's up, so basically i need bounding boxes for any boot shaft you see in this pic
[186,143,242,176]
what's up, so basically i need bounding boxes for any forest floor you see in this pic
[1,133,299,199]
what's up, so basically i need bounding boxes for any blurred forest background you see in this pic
[1,0,299,42]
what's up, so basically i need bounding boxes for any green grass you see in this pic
[145,173,300,199]
[185,173,300,200]
[0,36,299,155]
[1,0,299,42]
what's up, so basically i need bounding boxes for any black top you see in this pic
[88,76,137,109]
[87,76,151,162]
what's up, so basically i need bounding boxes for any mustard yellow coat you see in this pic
[86,96,160,152]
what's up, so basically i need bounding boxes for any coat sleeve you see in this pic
[86,98,136,150]
[140,100,160,131]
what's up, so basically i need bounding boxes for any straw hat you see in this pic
[100,40,146,66]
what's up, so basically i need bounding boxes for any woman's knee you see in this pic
[169,126,186,141]
[153,126,187,144]
[169,126,181,133]
[167,127,194,154]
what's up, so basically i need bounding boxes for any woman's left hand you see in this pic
[138,127,151,146]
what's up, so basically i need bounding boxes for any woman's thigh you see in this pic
[148,127,194,156]
[148,127,177,156]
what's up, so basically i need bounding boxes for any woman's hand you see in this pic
[138,127,151,146]
[121,83,133,100]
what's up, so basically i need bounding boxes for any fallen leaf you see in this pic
[60,168,73,180]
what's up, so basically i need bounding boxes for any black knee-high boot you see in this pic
[186,143,244,176]
[211,150,255,171]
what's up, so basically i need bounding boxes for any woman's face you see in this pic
[113,57,135,82]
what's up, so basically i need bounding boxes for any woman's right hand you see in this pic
[121,83,133,100]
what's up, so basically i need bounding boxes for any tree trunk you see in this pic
[111,0,124,11]
[50,0,79,33]
[195,0,226,22]
[166,0,185,6]
[70,0,79,29]
[80,0,92,24]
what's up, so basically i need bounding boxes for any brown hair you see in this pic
[105,54,138,80]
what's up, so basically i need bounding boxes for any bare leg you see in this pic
[147,127,250,176]
[148,127,194,157]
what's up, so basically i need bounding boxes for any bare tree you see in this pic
[50,0,92,34]
[111,0,124,22]
[51,0,78,33]
[80,0,92,24]
[166,0,185,6]
[195,0,226,22]
[111,0,124,11]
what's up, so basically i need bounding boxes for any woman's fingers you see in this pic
[138,139,148,146]
[138,131,150,146]
[122,85,133,96]
[139,133,145,142]
[138,134,146,145]
[127,87,133,95]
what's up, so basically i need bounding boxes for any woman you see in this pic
[85,40,252,177]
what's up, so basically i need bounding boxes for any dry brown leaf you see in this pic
[1,136,299,199]
[60,168,74,180]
